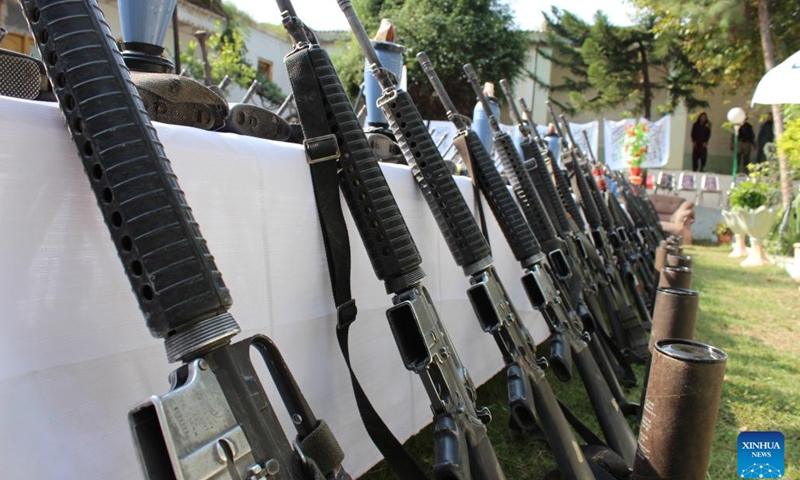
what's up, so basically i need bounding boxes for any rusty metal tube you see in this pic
[658,265,692,289]
[633,339,727,480]
[638,287,700,416]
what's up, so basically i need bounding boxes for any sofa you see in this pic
[648,194,695,244]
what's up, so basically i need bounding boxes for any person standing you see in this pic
[756,113,775,163]
[691,112,711,172]
[545,123,561,166]
[732,117,756,172]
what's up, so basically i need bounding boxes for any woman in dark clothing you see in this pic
[691,112,711,172]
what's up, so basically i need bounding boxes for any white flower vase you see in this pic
[737,206,775,267]
[721,210,748,258]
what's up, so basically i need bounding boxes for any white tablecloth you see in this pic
[0,96,549,478]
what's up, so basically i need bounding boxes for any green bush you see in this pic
[728,180,772,210]
[766,194,800,256]
[777,117,800,179]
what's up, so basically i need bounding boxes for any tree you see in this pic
[537,8,711,119]
[631,0,800,208]
[180,17,285,104]
[332,0,528,118]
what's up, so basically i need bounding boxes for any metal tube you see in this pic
[634,339,727,480]
[172,5,181,72]
[649,287,699,352]
[665,253,692,269]
[658,265,692,289]
[194,30,213,86]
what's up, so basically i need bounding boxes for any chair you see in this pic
[677,172,698,201]
[645,173,656,192]
[698,174,722,207]
[653,172,675,195]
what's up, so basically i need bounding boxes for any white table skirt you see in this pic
[0,96,549,478]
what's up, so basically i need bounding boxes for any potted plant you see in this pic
[623,121,650,186]
[725,165,779,266]
[714,223,734,244]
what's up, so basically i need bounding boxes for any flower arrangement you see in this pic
[623,121,651,168]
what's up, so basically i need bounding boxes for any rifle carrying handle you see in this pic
[463,131,541,262]
[289,47,424,291]
[494,134,558,244]
[382,91,491,269]
[23,0,232,339]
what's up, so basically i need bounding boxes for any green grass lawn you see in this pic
[361,244,800,479]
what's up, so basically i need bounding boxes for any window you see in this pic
[257,59,273,81]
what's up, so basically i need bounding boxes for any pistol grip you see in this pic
[549,332,573,382]
[506,363,537,432]
[432,414,469,480]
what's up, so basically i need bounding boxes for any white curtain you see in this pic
[603,116,671,170]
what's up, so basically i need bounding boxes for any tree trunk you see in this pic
[757,0,792,209]
[639,41,652,120]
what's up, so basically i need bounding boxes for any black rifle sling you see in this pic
[290,51,428,479]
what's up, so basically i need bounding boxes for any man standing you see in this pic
[732,117,756,173]
[756,114,775,164]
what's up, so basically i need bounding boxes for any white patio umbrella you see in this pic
[751,49,800,106]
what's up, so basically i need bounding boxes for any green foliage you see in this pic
[729,181,770,210]
[714,222,733,236]
[765,194,800,255]
[727,160,782,210]
[331,0,528,118]
[777,117,800,178]
[630,0,800,90]
[180,20,284,103]
[540,8,711,118]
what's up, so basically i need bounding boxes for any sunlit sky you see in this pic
[229,0,638,31]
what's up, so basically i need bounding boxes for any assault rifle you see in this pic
[279,1,505,478]
[465,68,637,467]
[560,117,656,316]
[548,103,652,331]
[417,52,597,480]
[23,1,348,479]
[514,100,645,366]
[580,136,658,286]
[500,82,648,372]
